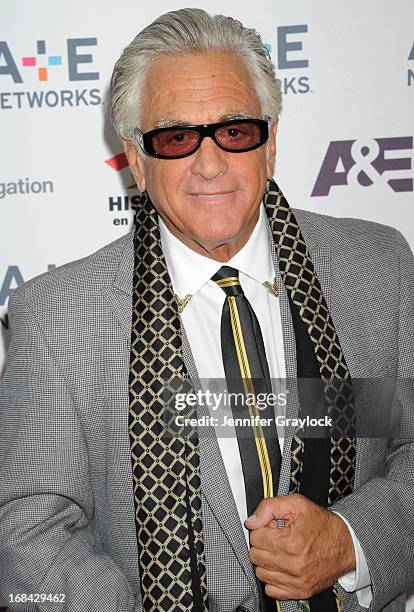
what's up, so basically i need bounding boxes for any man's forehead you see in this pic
[140,51,261,131]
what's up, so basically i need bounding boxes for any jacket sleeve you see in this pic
[0,292,136,612]
[330,229,414,612]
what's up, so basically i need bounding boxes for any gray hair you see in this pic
[110,8,282,144]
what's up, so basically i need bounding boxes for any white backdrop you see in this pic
[1,0,413,607]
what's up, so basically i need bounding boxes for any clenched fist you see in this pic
[244,493,356,601]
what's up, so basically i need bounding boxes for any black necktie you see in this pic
[212,265,282,612]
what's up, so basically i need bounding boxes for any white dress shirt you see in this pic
[159,205,372,607]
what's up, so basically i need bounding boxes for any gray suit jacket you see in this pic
[0,209,413,612]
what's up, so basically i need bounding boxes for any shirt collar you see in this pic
[159,204,274,299]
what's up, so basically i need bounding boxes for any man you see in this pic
[0,8,413,612]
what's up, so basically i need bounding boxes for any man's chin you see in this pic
[184,211,260,255]
[190,228,244,253]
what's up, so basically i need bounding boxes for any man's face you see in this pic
[124,50,276,260]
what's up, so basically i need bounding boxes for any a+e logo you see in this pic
[0,38,99,83]
[312,137,413,196]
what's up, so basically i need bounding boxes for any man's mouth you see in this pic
[188,191,237,201]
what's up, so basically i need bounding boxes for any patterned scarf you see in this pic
[128,179,356,612]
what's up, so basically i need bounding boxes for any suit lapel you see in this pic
[104,232,134,343]
[179,325,259,592]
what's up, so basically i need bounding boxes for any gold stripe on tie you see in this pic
[216,277,241,288]
[228,296,273,499]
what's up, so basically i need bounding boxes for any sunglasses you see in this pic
[133,117,271,159]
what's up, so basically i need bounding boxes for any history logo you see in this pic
[105,153,138,227]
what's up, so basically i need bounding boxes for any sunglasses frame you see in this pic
[133,117,271,159]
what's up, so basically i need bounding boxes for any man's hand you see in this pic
[244,493,356,601]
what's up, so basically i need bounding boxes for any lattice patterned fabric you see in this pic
[289,432,304,495]
[264,180,356,497]
[264,179,356,611]
[129,191,208,612]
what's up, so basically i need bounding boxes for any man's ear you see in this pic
[123,139,146,192]
[266,122,277,179]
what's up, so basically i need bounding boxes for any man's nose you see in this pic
[190,135,229,180]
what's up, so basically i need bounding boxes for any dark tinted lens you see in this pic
[151,129,199,157]
[215,121,262,150]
